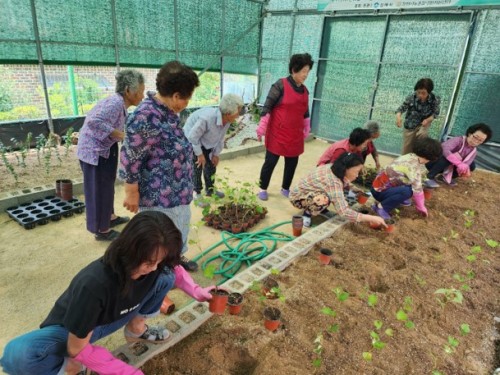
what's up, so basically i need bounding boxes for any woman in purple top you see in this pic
[424,123,492,188]
[120,61,200,272]
[77,70,145,241]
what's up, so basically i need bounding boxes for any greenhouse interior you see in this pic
[0,0,499,374]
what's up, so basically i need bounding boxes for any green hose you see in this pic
[191,221,294,282]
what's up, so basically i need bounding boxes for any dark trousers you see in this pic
[79,143,118,233]
[426,157,476,179]
[370,185,413,212]
[259,150,299,190]
[193,146,217,194]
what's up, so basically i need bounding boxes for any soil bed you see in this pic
[143,172,499,375]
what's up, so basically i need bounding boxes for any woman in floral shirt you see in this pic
[289,153,386,229]
[120,61,200,272]
[371,137,442,219]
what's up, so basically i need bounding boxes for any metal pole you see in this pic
[440,10,478,141]
[220,0,226,98]
[110,0,120,70]
[368,14,390,120]
[288,0,298,57]
[30,0,54,133]
[67,66,79,115]
[256,2,267,102]
[174,0,179,60]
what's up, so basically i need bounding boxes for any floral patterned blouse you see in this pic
[373,153,425,194]
[119,92,194,208]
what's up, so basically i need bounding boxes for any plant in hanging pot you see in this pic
[263,306,281,331]
[227,292,244,315]
[209,287,229,315]
[319,248,333,265]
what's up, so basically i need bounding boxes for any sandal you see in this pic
[124,324,171,344]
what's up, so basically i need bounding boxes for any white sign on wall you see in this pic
[318,0,500,11]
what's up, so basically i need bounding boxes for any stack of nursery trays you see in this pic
[6,196,85,229]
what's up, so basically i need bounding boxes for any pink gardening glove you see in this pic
[446,153,462,166]
[413,191,428,217]
[256,114,270,141]
[303,118,311,139]
[174,266,213,302]
[74,343,144,375]
[457,163,470,176]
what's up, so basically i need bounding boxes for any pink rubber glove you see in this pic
[256,114,270,141]
[446,153,462,166]
[74,343,144,375]
[174,266,213,302]
[303,118,311,139]
[457,163,470,176]
[413,191,428,217]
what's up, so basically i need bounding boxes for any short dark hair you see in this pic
[156,61,200,99]
[103,211,182,295]
[349,127,372,146]
[331,152,364,181]
[289,53,314,74]
[414,78,434,93]
[412,137,442,161]
[466,123,492,143]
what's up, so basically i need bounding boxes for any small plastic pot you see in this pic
[227,292,244,315]
[384,219,396,233]
[369,222,381,230]
[160,296,175,315]
[263,307,281,331]
[319,248,333,265]
[424,188,432,200]
[357,192,370,205]
[292,215,303,236]
[209,289,229,314]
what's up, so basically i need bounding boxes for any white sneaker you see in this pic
[303,216,311,228]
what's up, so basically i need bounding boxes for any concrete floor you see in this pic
[0,138,395,361]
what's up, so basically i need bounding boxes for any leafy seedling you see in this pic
[362,352,372,361]
[374,320,383,330]
[333,287,349,302]
[328,324,340,333]
[470,245,482,254]
[460,324,470,335]
[312,333,323,368]
[203,264,217,279]
[414,274,427,286]
[370,331,386,350]
[270,268,281,276]
[443,336,459,354]
[367,294,378,307]
[435,288,463,307]
[320,307,337,317]
[486,239,498,248]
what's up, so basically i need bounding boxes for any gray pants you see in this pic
[402,126,428,155]
[193,147,217,194]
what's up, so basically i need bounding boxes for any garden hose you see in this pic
[191,221,294,282]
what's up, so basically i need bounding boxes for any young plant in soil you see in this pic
[63,127,74,156]
[463,209,475,228]
[453,271,475,292]
[35,133,46,165]
[434,288,463,308]
[485,238,498,248]
[311,333,323,368]
[443,335,459,354]
[460,323,470,336]
[0,141,18,183]
[395,296,415,329]
[442,229,459,243]
[332,287,349,302]
[466,245,482,262]
[320,307,339,333]
[367,294,378,308]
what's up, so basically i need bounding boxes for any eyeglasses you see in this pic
[471,133,486,143]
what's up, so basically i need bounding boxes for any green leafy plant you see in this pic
[460,323,470,335]
[443,336,459,354]
[414,274,427,286]
[362,352,372,361]
[485,239,498,248]
[63,127,74,156]
[435,288,463,307]
[333,287,349,302]
[35,133,46,165]
[320,307,339,333]
[442,229,459,243]
[203,264,217,279]
[396,296,415,329]
[367,294,378,307]
[312,333,323,368]
[0,141,18,183]
[463,209,475,228]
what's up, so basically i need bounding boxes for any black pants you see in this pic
[193,146,217,194]
[259,150,299,190]
[426,156,476,179]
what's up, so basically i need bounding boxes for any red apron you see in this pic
[265,78,309,157]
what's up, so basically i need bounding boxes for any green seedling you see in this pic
[463,209,475,228]
[443,336,459,354]
[63,127,74,156]
[486,239,498,248]
[460,324,470,335]
[403,296,413,312]
[384,328,394,337]
[374,320,383,330]
[270,286,286,302]
[270,268,281,276]
[396,309,415,329]
[312,333,323,368]
[327,323,339,333]
[432,371,444,375]
[0,141,18,182]
[320,307,337,317]
[470,245,482,254]
[362,352,372,361]
[333,287,349,302]
[466,255,476,262]
[414,274,427,286]
[435,288,463,307]
[442,229,459,243]
[203,264,217,279]
[367,294,378,307]
[370,331,386,350]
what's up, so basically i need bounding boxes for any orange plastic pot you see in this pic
[160,296,175,315]
[209,289,229,314]
[292,215,303,236]
[384,219,396,233]
[227,292,244,315]
[357,192,370,205]
[424,188,432,200]
[263,307,281,332]
[319,248,333,265]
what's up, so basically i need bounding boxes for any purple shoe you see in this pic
[257,190,268,201]
[280,188,290,198]
[401,199,412,207]
[371,204,391,220]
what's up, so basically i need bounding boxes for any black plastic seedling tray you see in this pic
[6,196,85,229]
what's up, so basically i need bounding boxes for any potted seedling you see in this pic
[227,292,244,315]
[319,248,333,265]
[263,306,281,331]
[209,287,229,315]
